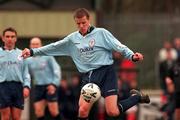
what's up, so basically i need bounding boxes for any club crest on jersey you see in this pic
[89,39,95,48]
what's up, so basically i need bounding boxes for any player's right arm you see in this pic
[22,37,70,59]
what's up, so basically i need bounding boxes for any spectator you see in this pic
[159,41,177,62]
[69,74,81,119]
[167,57,180,120]
[158,41,176,120]
[160,77,175,120]
[173,38,180,60]
[58,79,73,120]
[158,41,177,96]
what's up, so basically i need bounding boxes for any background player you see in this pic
[0,27,31,120]
[27,37,61,120]
[21,8,150,120]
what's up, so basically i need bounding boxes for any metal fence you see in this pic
[101,14,180,88]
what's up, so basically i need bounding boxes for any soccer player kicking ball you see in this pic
[22,8,150,120]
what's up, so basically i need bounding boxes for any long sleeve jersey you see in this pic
[32,27,134,73]
[0,47,31,88]
[27,56,61,86]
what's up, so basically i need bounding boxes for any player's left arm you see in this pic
[22,59,31,98]
[102,29,143,62]
[47,57,61,94]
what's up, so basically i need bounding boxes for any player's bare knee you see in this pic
[106,109,120,117]
[1,115,10,120]
[79,106,89,117]
[49,109,59,117]
[105,103,120,117]
[50,111,59,117]
[12,117,20,120]
[11,115,21,120]
[35,109,44,117]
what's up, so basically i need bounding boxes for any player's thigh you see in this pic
[11,107,22,120]
[105,95,119,115]
[34,100,46,116]
[0,107,11,120]
[47,101,59,116]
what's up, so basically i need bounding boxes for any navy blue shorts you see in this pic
[0,81,24,109]
[33,85,58,102]
[81,65,118,97]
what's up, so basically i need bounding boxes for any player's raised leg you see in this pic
[105,90,150,120]
[105,90,150,118]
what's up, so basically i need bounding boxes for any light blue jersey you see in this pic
[0,47,31,88]
[27,56,61,86]
[32,27,134,73]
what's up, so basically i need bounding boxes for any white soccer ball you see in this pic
[81,83,101,103]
